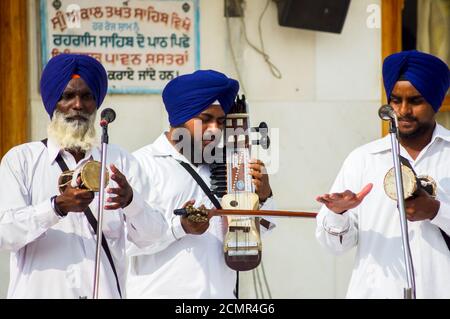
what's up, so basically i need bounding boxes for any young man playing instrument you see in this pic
[126,70,275,298]
[316,51,450,298]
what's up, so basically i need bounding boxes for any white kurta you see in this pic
[127,133,275,298]
[316,124,450,299]
[0,138,167,299]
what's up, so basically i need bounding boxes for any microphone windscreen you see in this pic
[378,104,395,121]
[100,108,116,124]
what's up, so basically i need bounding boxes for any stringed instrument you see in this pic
[175,96,317,271]
[221,95,263,271]
[176,95,271,272]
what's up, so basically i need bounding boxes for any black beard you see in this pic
[398,121,434,140]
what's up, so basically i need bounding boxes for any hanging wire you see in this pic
[225,0,282,97]
[240,0,282,79]
[225,0,247,94]
[252,262,272,299]
[252,267,260,299]
[255,264,265,298]
[260,261,273,299]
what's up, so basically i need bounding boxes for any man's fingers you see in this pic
[329,193,343,200]
[107,187,126,197]
[317,186,371,213]
[405,206,414,215]
[109,163,119,174]
[248,164,267,174]
[249,159,264,166]
[104,203,121,210]
[406,209,415,221]
[252,179,262,190]
[182,199,196,208]
[110,172,126,187]
[356,183,373,201]
[75,189,95,200]
[414,188,430,198]
[109,164,128,187]
[249,170,263,180]
[106,193,123,203]
[248,159,267,173]
[316,196,330,204]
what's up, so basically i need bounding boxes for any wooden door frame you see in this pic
[0,0,28,158]
[381,0,450,136]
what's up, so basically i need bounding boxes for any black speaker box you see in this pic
[276,0,351,34]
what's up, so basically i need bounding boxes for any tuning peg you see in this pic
[210,163,227,170]
[252,136,270,149]
[211,185,227,192]
[210,180,227,187]
[210,169,227,176]
[252,122,269,132]
[261,136,270,149]
[211,176,225,183]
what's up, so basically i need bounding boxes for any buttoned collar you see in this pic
[46,137,97,166]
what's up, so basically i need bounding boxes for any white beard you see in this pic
[47,109,98,152]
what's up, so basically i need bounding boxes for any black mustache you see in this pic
[398,116,417,122]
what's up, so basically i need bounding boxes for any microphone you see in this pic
[100,108,116,127]
[378,104,396,121]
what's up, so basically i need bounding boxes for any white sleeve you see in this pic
[126,213,187,257]
[315,152,361,255]
[123,189,170,249]
[316,208,358,255]
[0,150,60,252]
[430,201,450,236]
[124,149,187,257]
[115,150,169,250]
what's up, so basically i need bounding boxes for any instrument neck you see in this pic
[224,112,253,194]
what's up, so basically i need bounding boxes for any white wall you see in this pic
[225,0,381,298]
[0,0,382,298]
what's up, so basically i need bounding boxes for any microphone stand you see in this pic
[388,116,416,299]
[92,123,109,299]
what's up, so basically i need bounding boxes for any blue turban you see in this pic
[162,70,239,126]
[383,50,449,112]
[40,54,108,117]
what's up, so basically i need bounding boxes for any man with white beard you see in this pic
[0,54,167,298]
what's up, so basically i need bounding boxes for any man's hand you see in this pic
[405,188,440,221]
[105,164,133,210]
[316,183,373,214]
[180,200,211,235]
[55,176,95,214]
[248,159,272,202]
